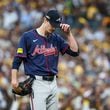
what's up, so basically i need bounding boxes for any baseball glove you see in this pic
[12,77,35,96]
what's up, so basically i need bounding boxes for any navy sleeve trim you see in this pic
[15,54,27,58]
[12,56,24,70]
[65,47,80,57]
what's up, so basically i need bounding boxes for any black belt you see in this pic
[42,75,55,81]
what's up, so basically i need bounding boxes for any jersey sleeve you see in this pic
[15,33,28,58]
[57,35,69,55]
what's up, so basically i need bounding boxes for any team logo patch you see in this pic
[32,45,58,56]
[17,48,23,54]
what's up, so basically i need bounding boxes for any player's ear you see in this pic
[44,17,48,23]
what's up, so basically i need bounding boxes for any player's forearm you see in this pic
[11,69,19,88]
[67,31,79,52]
[11,69,18,80]
[11,56,23,88]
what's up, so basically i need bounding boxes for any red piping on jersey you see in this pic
[30,95,34,110]
[61,45,69,54]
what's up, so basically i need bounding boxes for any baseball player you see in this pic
[11,9,79,110]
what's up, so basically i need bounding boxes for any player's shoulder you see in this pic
[22,29,34,38]
[51,33,62,39]
[51,33,64,42]
[23,29,34,36]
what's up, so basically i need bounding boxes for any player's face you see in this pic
[45,19,56,34]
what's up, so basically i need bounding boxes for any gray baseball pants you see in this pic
[30,76,58,110]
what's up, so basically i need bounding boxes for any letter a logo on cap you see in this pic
[56,18,61,22]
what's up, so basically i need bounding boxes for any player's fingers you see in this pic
[14,86,22,92]
[64,25,70,32]
[60,23,65,30]
[60,24,70,32]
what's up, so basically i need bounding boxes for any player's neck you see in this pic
[36,25,49,37]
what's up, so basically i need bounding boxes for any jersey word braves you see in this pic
[15,29,69,76]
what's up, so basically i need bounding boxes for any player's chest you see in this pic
[29,37,58,56]
[30,37,58,48]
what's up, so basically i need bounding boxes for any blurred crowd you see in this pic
[0,0,110,110]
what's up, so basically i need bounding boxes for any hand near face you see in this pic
[60,23,71,34]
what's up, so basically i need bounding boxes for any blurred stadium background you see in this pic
[0,0,110,110]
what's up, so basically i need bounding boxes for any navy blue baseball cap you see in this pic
[45,10,62,28]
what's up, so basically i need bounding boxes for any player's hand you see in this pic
[12,77,34,96]
[60,23,71,34]
[11,79,19,89]
[11,79,22,93]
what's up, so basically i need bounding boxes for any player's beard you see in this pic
[45,29,54,36]
[50,28,55,33]
[48,29,55,34]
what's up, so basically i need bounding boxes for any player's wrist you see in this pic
[66,31,73,38]
[11,79,19,88]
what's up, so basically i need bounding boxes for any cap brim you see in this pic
[50,22,61,28]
